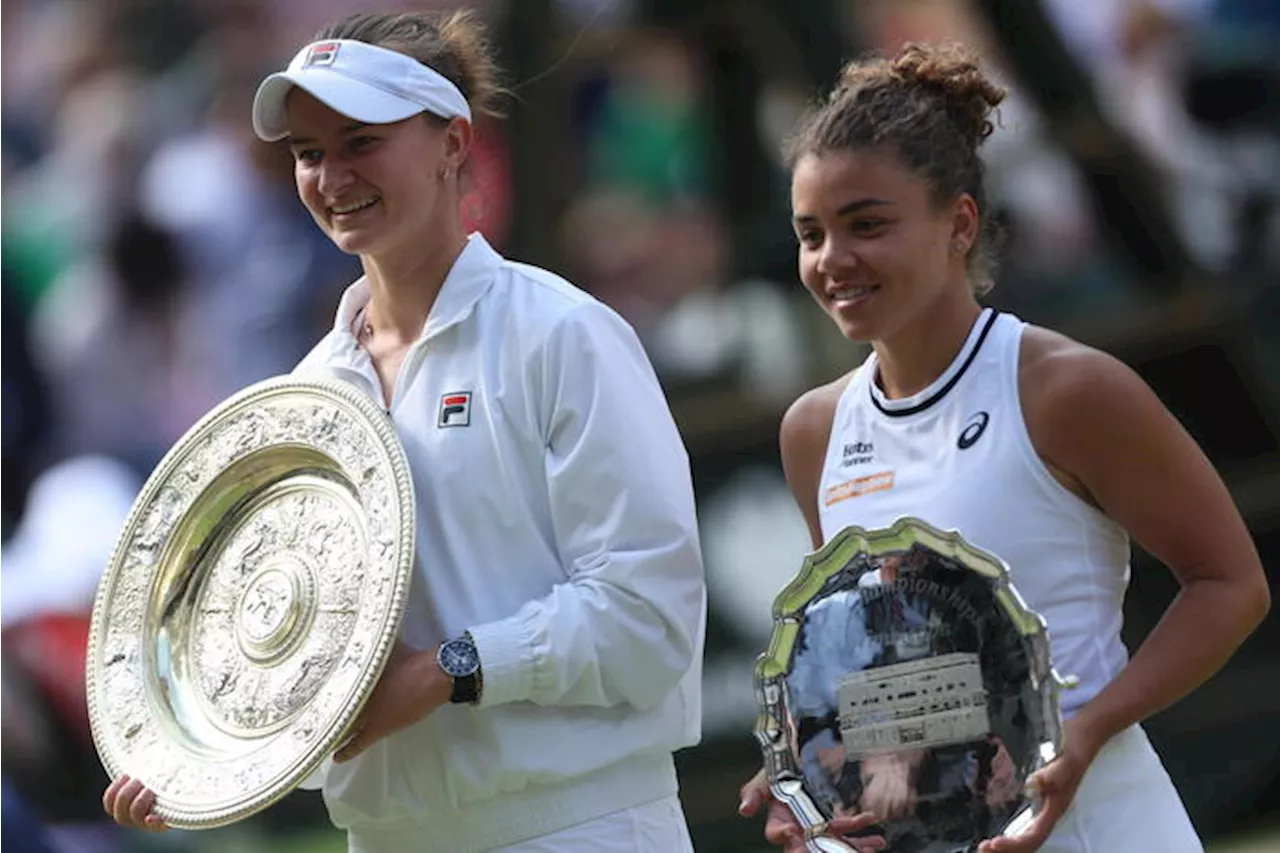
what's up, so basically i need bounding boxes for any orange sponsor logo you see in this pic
[823,471,895,507]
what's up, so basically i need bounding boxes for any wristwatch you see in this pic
[437,633,482,705]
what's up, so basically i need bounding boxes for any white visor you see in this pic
[252,39,472,142]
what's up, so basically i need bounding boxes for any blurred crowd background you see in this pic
[2,0,1278,851]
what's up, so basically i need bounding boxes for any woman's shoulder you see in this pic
[1017,323,1166,480]
[480,260,662,397]
[1017,325,1144,414]
[499,258,596,315]
[781,371,859,457]
[495,259,629,343]
[1018,323,1094,372]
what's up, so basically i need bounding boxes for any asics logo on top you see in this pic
[957,411,990,450]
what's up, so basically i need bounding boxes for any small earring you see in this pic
[438,166,450,182]
[952,241,967,255]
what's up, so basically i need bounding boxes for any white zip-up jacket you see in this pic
[292,234,706,851]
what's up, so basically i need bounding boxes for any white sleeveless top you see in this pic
[818,309,1130,714]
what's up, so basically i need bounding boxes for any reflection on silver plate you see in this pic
[85,377,416,829]
[754,517,1075,853]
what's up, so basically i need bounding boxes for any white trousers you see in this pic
[348,795,694,853]
[1039,725,1202,852]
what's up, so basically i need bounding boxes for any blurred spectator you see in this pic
[1,455,139,653]
[29,207,209,476]
[3,766,56,853]
[1182,0,1280,277]
[1,455,141,853]
[140,75,361,400]
[1,1,149,309]
[559,26,807,394]
[1,275,52,540]
[1037,0,1277,271]
[584,28,714,205]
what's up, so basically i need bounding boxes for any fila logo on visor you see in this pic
[439,392,472,428]
[303,42,341,68]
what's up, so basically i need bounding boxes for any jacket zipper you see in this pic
[385,338,432,416]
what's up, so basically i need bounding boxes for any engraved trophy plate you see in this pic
[753,518,1074,852]
[85,377,416,829]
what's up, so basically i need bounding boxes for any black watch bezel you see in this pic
[437,634,482,704]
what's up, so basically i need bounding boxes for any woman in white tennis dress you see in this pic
[739,41,1269,853]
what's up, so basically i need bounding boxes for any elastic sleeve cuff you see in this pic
[468,617,536,708]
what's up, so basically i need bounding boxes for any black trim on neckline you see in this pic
[870,310,999,418]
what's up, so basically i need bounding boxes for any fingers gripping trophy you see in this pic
[87,376,418,828]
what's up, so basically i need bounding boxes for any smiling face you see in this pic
[791,146,977,344]
[285,89,465,260]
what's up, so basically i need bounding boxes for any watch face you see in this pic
[439,639,480,677]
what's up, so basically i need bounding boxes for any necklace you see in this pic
[356,308,376,345]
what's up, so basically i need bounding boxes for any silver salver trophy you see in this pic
[85,377,416,828]
[754,518,1076,853]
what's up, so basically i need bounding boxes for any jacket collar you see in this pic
[332,232,502,344]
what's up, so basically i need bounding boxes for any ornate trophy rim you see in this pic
[753,516,1071,851]
[85,376,416,829]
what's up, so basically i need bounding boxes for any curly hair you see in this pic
[785,43,1008,293]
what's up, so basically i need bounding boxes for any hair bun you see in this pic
[882,42,1007,145]
[790,41,1008,293]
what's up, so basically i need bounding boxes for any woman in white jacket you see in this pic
[103,10,706,852]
